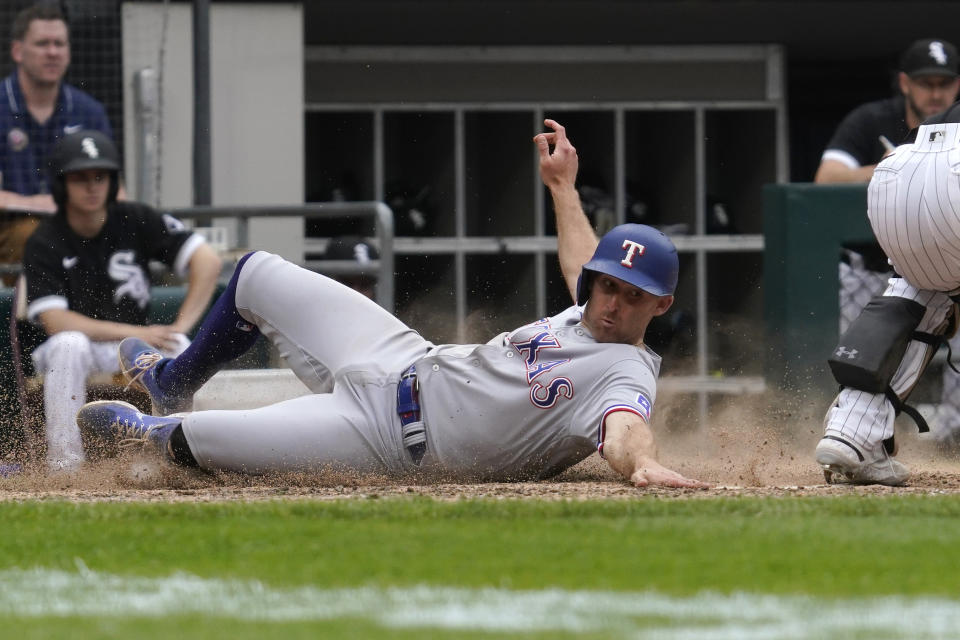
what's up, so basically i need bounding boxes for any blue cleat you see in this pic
[76,400,182,461]
[118,337,193,415]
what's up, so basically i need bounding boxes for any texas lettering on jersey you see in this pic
[510,324,573,409]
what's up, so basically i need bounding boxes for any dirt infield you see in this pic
[4,392,960,502]
[3,432,959,503]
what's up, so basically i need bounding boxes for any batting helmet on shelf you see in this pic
[324,235,380,280]
[576,223,679,305]
[48,129,121,210]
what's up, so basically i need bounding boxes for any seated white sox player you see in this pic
[21,130,222,472]
[75,119,709,489]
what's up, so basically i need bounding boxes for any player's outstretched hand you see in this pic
[534,118,578,190]
[630,460,711,489]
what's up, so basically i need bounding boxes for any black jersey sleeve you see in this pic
[138,205,204,276]
[823,104,884,167]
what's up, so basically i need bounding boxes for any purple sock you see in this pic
[156,252,261,396]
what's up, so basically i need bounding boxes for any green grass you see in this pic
[3,495,960,638]
[1,495,959,595]
[5,617,613,640]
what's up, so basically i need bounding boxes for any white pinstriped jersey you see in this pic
[417,305,661,480]
[869,121,960,293]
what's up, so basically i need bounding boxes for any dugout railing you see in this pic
[0,202,396,311]
[169,201,396,313]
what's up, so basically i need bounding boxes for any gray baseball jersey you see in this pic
[179,251,660,480]
[419,308,659,480]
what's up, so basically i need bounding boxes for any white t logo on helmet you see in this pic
[620,239,646,267]
[80,137,100,158]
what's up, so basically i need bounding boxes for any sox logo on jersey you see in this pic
[108,250,150,309]
[512,330,574,409]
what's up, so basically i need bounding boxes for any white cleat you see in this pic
[815,437,910,486]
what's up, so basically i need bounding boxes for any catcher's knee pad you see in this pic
[828,296,926,393]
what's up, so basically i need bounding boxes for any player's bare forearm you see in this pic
[40,308,147,342]
[814,160,878,184]
[534,119,598,302]
[601,411,710,489]
[40,309,186,351]
[172,244,222,333]
[0,189,56,214]
[552,184,597,300]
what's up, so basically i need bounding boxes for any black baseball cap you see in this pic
[900,38,959,78]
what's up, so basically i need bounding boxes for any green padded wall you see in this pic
[763,183,874,395]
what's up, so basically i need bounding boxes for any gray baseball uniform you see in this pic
[180,251,660,480]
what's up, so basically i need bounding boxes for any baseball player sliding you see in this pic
[817,101,960,485]
[74,120,708,489]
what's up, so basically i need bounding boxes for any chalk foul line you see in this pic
[0,567,958,638]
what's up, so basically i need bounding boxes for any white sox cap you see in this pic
[900,38,959,78]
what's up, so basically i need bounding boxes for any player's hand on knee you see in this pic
[630,461,711,489]
[137,325,183,352]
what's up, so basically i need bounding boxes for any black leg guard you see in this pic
[828,296,925,393]
[829,295,952,436]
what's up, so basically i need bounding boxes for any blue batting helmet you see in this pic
[576,223,679,305]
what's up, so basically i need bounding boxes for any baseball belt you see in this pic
[397,365,426,464]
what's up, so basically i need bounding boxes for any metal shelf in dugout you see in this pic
[383,112,457,238]
[464,111,536,237]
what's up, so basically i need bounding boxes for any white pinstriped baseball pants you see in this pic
[824,123,960,452]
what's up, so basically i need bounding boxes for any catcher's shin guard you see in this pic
[828,295,954,439]
[828,296,925,393]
